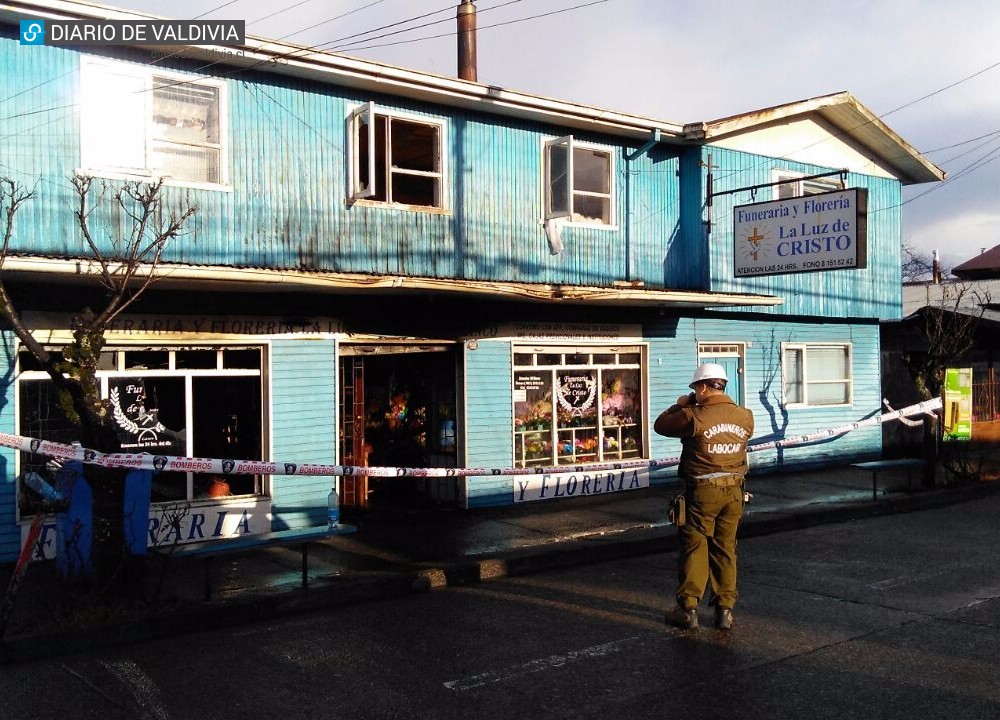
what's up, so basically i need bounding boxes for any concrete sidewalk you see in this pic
[2,461,998,663]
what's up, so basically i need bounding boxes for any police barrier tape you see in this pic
[0,398,941,480]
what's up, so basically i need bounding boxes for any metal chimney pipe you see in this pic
[457,0,477,81]
[932,249,941,285]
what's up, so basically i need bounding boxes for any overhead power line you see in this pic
[331,0,610,53]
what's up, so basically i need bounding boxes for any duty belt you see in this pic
[688,474,744,488]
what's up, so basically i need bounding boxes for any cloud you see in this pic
[906,209,1000,268]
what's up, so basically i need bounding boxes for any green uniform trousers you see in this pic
[676,483,744,610]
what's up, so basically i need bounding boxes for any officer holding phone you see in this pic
[654,363,754,630]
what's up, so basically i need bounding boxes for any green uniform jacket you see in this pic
[659,394,754,479]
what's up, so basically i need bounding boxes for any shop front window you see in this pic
[17,346,265,518]
[513,347,644,468]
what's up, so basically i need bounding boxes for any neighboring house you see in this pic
[0,0,943,562]
[952,244,1000,280]
[884,267,1000,429]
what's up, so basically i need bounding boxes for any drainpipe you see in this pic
[457,0,477,81]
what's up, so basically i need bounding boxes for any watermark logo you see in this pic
[20,19,45,45]
[18,19,245,46]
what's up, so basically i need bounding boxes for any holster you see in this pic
[668,493,686,527]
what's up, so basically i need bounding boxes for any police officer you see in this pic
[653,363,754,630]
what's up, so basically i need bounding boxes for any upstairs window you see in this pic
[773,169,843,200]
[80,59,227,187]
[544,135,614,226]
[348,102,445,209]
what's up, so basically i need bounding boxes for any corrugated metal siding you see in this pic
[671,148,709,290]
[459,318,881,505]
[269,338,337,529]
[0,39,685,290]
[0,330,18,562]
[0,42,81,256]
[621,146,681,288]
[738,318,882,468]
[701,147,903,319]
[644,315,881,474]
[464,341,513,508]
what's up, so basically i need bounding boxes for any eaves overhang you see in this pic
[683,91,945,185]
[3,257,783,309]
[0,0,687,145]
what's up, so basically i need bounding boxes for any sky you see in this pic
[102,0,1000,273]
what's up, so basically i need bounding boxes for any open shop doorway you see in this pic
[339,344,459,511]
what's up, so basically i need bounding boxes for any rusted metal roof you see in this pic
[952,244,1000,280]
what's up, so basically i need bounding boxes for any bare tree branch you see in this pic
[1,173,196,434]
[903,283,989,399]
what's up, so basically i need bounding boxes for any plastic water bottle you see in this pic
[23,471,65,505]
[327,483,340,530]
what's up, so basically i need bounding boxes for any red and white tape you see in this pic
[0,398,942,479]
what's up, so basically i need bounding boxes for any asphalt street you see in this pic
[1,490,998,720]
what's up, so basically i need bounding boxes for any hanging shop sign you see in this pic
[733,188,868,277]
[943,367,973,442]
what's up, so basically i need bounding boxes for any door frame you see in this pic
[697,342,746,406]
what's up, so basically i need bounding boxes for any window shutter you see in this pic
[81,62,148,175]
[544,135,573,220]
[349,102,376,199]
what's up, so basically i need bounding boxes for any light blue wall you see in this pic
[464,316,881,508]
[0,33,898,530]
[269,338,337,529]
[0,39,684,292]
[697,147,904,320]
[0,38,905,323]
[646,314,883,472]
[464,341,514,508]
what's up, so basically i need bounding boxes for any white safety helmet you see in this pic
[689,362,728,389]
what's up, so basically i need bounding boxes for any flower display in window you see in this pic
[525,437,552,458]
[602,382,625,416]
[516,398,553,431]
[601,375,637,426]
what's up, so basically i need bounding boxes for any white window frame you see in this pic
[79,58,229,190]
[511,344,646,468]
[772,169,843,200]
[347,102,447,211]
[697,342,746,406]
[15,345,267,519]
[543,135,616,228]
[781,342,853,408]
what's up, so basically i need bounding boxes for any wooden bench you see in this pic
[152,524,356,600]
[851,459,924,501]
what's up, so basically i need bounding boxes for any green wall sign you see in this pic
[943,368,973,442]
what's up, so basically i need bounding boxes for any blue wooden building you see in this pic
[0,0,942,562]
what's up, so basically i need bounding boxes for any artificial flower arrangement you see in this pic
[515,398,553,431]
[557,433,598,456]
[524,437,552,458]
[601,377,637,426]
[386,392,409,430]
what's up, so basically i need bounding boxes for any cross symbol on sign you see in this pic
[747,227,764,261]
